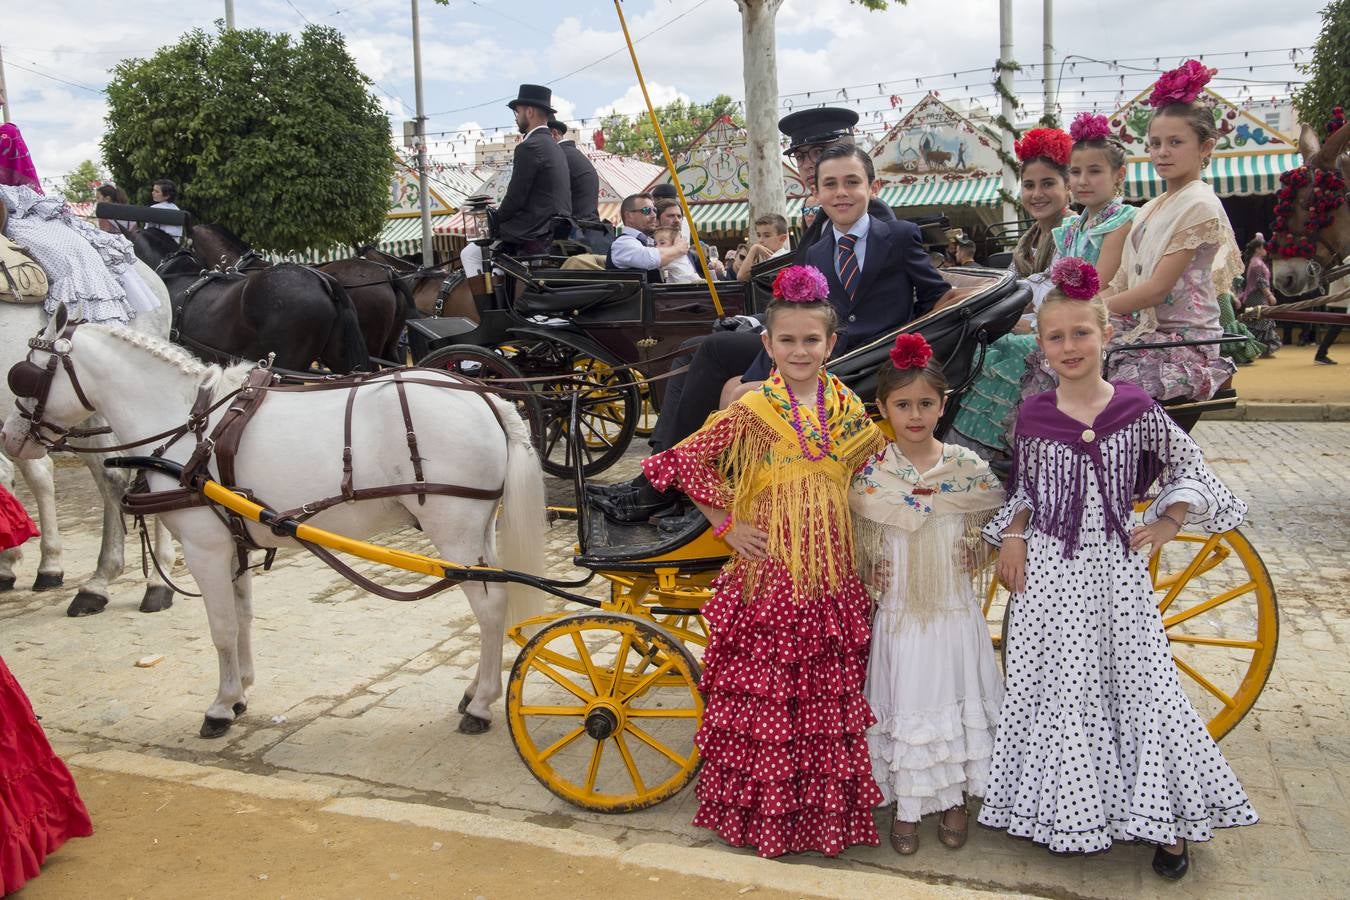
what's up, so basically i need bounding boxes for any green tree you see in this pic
[1295,0,1350,139]
[102,25,394,254]
[59,160,104,204]
[598,95,743,161]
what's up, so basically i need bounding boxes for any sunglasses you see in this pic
[630,205,656,215]
[802,205,822,217]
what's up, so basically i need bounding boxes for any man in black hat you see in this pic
[548,119,599,225]
[463,84,571,275]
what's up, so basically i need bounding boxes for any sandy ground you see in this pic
[1232,343,1350,403]
[13,767,820,900]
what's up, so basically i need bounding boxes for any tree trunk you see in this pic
[737,0,786,223]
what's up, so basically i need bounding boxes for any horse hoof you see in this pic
[457,693,474,715]
[66,591,108,617]
[457,712,491,735]
[200,716,233,739]
[0,575,14,592]
[232,701,247,716]
[32,572,64,591]
[139,585,174,613]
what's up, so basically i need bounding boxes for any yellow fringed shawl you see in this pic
[705,372,884,602]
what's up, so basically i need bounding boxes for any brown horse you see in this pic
[358,245,485,320]
[190,226,416,362]
[1269,121,1350,296]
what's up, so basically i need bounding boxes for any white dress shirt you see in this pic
[609,226,661,271]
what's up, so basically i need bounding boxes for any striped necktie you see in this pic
[837,233,860,304]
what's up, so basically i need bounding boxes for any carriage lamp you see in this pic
[465,194,495,246]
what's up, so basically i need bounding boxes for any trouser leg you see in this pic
[665,331,764,447]
[649,336,709,452]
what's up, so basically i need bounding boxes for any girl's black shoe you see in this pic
[1152,842,1189,880]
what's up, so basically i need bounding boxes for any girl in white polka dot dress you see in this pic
[850,333,1007,856]
[642,265,886,859]
[979,257,1257,880]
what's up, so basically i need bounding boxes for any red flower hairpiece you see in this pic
[1148,60,1217,109]
[1069,112,1112,144]
[1014,128,1072,167]
[890,333,933,370]
[771,264,830,302]
[1049,256,1100,300]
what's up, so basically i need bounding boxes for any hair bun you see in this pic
[1014,128,1073,167]
[890,332,933,370]
[1148,59,1217,109]
[1049,256,1101,300]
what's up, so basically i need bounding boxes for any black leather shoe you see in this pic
[592,482,680,524]
[1315,355,1337,365]
[1152,842,1189,880]
[585,475,646,500]
[654,505,708,535]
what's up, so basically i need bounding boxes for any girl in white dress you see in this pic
[851,333,1006,855]
[980,257,1257,880]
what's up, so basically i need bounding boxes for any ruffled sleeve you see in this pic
[1140,405,1247,533]
[641,406,744,509]
[981,434,1035,547]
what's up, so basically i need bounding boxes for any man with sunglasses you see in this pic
[606,193,689,282]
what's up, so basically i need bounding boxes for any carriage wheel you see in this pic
[416,344,542,445]
[534,353,639,480]
[506,612,703,812]
[984,523,1278,741]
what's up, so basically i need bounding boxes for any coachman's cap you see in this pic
[778,107,859,155]
[508,84,557,114]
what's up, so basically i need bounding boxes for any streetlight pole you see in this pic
[998,0,1017,224]
[0,44,10,124]
[1042,0,1055,123]
[411,0,433,267]
[225,0,235,29]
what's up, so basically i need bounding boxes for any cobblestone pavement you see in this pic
[2,422,1347,898]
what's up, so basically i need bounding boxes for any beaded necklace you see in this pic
[784,375,832,462]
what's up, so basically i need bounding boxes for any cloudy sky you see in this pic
[3,0,1329,187]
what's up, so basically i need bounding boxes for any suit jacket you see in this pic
[558,140,599,222]
[794,197,895,263]
[744,214,949,380]
[497,128,572,245]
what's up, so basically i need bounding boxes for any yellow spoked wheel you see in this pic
[984,519,1278,741]
[506,612,704,812]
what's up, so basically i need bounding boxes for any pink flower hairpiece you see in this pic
[890,333,933,370]
[771,264,830,302]
[1148,59,1217,109]
[1049,256,1100,300]
[1069,112,1112,144]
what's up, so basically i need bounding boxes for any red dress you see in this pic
[643,376,885,858]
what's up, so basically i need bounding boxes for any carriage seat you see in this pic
[1158,382,1238,433]
[574,497,725,574]
[514,281,643,317]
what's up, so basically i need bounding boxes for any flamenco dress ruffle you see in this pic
[691,561,882,858]
[1,656,93,895]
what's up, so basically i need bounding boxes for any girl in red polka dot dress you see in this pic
[642,265,886,858]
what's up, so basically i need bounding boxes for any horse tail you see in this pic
[318,273,373,372]
[489,393,549,634]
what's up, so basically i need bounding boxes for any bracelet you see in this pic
[712,515,734,538]
[1001,532,1027,541]
[1161,513,1186,529]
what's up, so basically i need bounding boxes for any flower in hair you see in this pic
[1328,106,1347,138]
[1069,112,1112,144]
[1148,59,1217,109]
[771,264,830,302]
[1014,128,1072,167]
[890,333,933,370]
[1049,256,1101,300]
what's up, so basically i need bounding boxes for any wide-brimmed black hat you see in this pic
[508,84,556,114]
[547,119,568,135]
[778,107,859,155]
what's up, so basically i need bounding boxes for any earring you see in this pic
[1202,156,1212,169]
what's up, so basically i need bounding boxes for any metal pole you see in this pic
[411,0,433,267]
[999,0,1017,224]
[612,0,723,315]
[1042,0,1055,123]
[0,44,11,124]
[224,0,235,29]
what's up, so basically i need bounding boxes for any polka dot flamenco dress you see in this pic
[642,374,886,859]
[978,383,1258,853]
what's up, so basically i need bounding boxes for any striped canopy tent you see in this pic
[1108,86,1301,200]
[869,94,1004,210]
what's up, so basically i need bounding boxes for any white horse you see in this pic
[0,259,177,615]
[2,307,548,738]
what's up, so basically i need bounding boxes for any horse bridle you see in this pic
[7,320,104,452]
[1272,163,1350,286]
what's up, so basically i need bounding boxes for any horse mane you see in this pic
[87,324,253,401]
[195,222,250,253]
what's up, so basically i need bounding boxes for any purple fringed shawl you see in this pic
[1010,382,1169,557]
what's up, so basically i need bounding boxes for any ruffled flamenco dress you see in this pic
[0,487,92,896]
[643,371,886,858]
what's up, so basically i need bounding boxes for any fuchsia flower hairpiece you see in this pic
[1069,112,1112,144]
[890,333,933,370]
[771,264,830,302]
[1050,257,1101,300]
[1148,59,1217,109]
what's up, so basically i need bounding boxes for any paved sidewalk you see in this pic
[2,422,1348,898]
